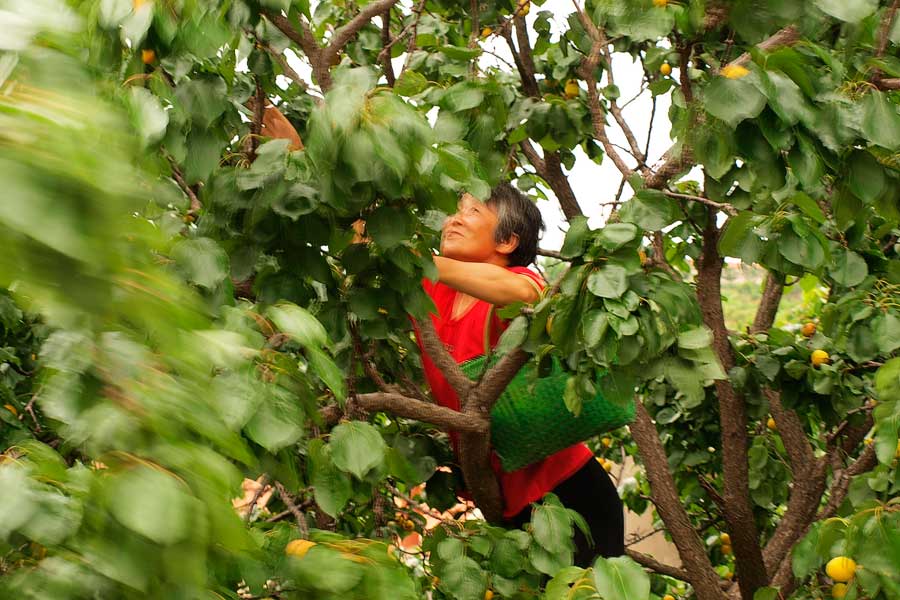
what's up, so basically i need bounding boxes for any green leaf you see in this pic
[829,249,868,287]
[368,205,413,249]
[532,503,573,553]
[848,151,886,203]
[106,466,191,545]
[308,439,352,517]
[439,556,485,600]
[813,0,877,23]
[677,327,712,350]
[560,216,591,259]
[703,74,766,128]
[267,303,328,348]
[329,421,387,479]
[597,223,639,251]
[306,347,346,402]
[394,70,428,96]
[495,316,528,356]
[619,190,679,231]
[129,87,168,146]
[875,313,900,354]
[245,388,305,452]
[789,192,825,224]
[587,265,628,299]
[591,555,651,600]
[172,238,228,289]
[861,91,900,150]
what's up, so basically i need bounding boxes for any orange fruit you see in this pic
[825,556,856,582]
[721,64,750,79]
[141,49,156,64]
[653,0,668,6]
[564,79,579,98]
[767,417,777,431]
[659,63,672,76]
[801,322,816,337]
[285,539,316,558]
[811,349,830,367]
[719,533,730,545]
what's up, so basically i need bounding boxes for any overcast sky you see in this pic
[285,0,679,250]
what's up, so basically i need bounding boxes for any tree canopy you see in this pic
[1,0,900,599]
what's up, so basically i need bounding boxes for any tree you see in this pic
[1,0,899,599]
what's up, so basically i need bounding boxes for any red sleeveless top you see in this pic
[415,266,593,518]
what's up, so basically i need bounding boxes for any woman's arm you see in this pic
[434,256,541,306]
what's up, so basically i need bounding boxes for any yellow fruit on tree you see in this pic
[517,0,530,16]
[141,49,156,64]
[653,0,668,6]
[767,417,777,431]
[602,460,613,473]
[481,27,492,38]
[801,322,816,337]
[601,437,612,448]
[285,539,316,558]
[721,64,750,79]
[825,556,857,582]
[832,583,848,599]
[663,595,675,600]
[719,533,730,545]
[484,590,494,600]
[659,62,672,76]
[721,543,732,555]
[564,79,580,98]
[811,349,830,367]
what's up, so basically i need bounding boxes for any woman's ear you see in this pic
[496,233,520,257]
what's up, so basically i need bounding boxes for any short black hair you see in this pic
[486,183,544,267]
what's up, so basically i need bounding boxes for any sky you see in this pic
[283,0,680,250]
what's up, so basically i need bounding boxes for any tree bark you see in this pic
[695,209,768,599]
[630,401,728,600]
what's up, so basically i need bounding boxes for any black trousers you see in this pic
[506,458,625,567]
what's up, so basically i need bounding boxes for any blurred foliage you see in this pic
[0,0,899,598]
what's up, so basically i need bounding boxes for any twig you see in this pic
[662,190,737,216]
[401,0,427,72]
[274,481,309,538]
[164,152,201,215]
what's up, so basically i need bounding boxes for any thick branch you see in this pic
[321,393,489,433]
[321,0,401,70]
[380,9,396,86]
[630,400,727,600]
[696,209,768,598]
[750,273,784,334]
[417,317,475,398]
[467,349,529,413]
[875,0,900,59]
[818,444,878,521]
[626,549,690,581]
[261,10,331,89]
[728,25,800,68]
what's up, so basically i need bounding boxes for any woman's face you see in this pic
[440,193,503,263]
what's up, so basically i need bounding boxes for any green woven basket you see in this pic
[460,354,635,472]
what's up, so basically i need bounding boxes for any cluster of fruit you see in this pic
[825,556,857,599]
